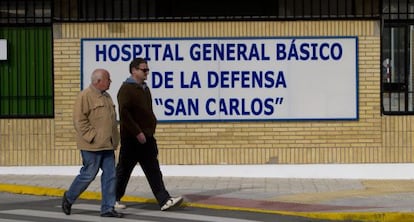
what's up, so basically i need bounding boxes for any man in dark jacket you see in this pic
[115,57,183,211]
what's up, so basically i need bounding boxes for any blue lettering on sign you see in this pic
[205,98,216,115]
[94,43,184,62]
[181,71,201,88]
[156,97,283,117]
[121,45,132,61]
[330,43,342,60]
[151,44,162,60]
[96,44,107,61]
[163,98,199,116]
[207,70,287,88]
[151,71,174,88]
[108,44,120,61]
[189,43,270,61]
[204,97,282,116]
[276,40,343,61]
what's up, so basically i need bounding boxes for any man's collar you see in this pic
[90,84,106,95]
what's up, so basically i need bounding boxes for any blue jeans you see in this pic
[65,150,116,214]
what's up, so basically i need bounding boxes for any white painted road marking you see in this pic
[75,203,263,222]
[0,204,264,222]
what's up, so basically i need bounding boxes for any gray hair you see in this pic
[91,69,106,84]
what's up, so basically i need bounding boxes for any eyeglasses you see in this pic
[138,68,150,72]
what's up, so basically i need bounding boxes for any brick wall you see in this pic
[1,20,412,165]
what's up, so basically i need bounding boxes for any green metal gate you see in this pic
[0,27,53,117]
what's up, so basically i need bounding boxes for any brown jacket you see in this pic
[73,85,119,151]
[117,79,157,138]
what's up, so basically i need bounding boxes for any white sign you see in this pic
[81,37,358,122]
[0,39,7,60]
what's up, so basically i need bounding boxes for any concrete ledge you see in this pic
[1,163,414,179]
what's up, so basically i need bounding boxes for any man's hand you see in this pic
[137,132,146,144]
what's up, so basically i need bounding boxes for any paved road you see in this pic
[0,192,341,222]
[4,175,414,221]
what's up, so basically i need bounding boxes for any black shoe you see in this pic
[61,192,72,215]
[100,210,123,218]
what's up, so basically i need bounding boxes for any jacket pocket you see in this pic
[92,127,111,147]
[90,102,106,120]
[88,102,108,147]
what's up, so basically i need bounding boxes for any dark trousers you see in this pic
[115,136,170,206]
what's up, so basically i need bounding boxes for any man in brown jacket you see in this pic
[61,68,122,218]
[115,57,183,211]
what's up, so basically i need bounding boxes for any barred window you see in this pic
[382,0,414,114]
[53,0,380,22]
[0,0,380,23]
[0,0,51,24]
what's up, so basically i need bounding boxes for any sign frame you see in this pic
[81,36,359,122]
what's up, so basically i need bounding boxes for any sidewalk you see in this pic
[1,175,414,221]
